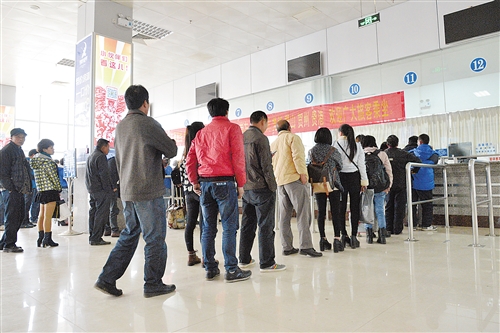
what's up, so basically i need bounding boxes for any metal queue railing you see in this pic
[405,162,449,242]
[468,159,495,247]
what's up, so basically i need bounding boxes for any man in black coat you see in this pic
[85,138,114,245]
[384,135,421,235]
[0,128,32,252]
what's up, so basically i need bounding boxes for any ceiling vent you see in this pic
[132,20,172,40]
[57,58,75,67]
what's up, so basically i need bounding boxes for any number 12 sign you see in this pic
[470,57,486,73]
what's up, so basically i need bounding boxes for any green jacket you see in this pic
[30,154,62,192]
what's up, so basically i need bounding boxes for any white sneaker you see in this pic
[260,264,286,273]
[0,225,4,231]
[424,225,437,231]
[238,259,256,268]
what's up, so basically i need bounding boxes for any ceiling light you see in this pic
[473,91,490,97]
[132,20,172,40]
[57,59,75,67]
[30,5,40,10]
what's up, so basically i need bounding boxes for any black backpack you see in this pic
[365,150,390,193]
[170,167,182,186]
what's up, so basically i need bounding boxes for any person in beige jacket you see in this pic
[270,120,322,258]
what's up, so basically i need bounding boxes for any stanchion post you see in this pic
[485,164,496,237]
[406,162,417,242]
[443,167,450,228]
[468,160,482,247]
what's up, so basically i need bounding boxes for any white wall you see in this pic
[150,0,497,123]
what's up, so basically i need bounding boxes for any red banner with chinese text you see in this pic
[167,91,404,141]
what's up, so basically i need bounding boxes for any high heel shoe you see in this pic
[42,231,59,247]
[319,238,332,251]
[37,230,44,247]
[333,239,343,253]
[341,235,351,249]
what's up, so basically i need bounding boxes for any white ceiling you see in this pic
[0,0,406,91]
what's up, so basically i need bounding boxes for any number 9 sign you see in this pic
[305,93,314,104]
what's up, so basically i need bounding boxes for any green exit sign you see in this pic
[358,13,380,28]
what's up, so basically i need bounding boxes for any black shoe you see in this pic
[37,231,44,247]
[366,228,374,244]
[333,239,343,253]
[103,230,111,237]
[206,268,220,281]
[299,248,323,257]
[283,247,299,256]
[341,235,350,249]
[94,279,123,296]
[377,228,387,244]
[319,238,332,251]
[3,245,24,253]
[350,236,360,249]
[225,267,252,283]
[385,230,391,238]
[20,223,35,228]
[144,283,176,298]
[42,231,59,247]
[90,239,111,246]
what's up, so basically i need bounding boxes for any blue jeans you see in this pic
[365,192,387,229]
[200,181,239,272]
[0,190,25,249]
[239,188,276,269]
[106,192,120,233]
[98,197,167,289]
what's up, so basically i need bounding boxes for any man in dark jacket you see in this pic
[95,85,178,298]
[384,135,421,235]
[85,138,114,246]
[403,136,418,152]
[0,128,32,252]
[239,111,285,273]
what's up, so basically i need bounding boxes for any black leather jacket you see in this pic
[385,147,421,191]
[243,126,277,192]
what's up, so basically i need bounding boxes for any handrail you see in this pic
[468,159,495,247]
[405,162,449,242]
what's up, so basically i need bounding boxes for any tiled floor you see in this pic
[1,222,499,332]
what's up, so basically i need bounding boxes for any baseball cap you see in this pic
[10,128,27,137]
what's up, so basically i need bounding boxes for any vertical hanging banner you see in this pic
[74,34,93,154]
[94,34,132,147]
[0,106,15,147]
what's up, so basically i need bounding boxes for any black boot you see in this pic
[350,235,359,249]
[37,231,44,247]
[385,229,391,238]
[377,228,386,244]
[366,228,374,244]
[341,234,351,249]
[42,231,59,247]
[319,237,332,251]
[333,239,344,253]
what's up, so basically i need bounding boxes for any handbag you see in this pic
[57,202,71,221]
[167,204,186,229]
[359,189,375,224]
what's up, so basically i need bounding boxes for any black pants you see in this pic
[239,189,276,269]
[315,191,342,238]
[184,191,203,252]
[412,189,433,228]
[339,171,361,236]
[88,191,111,242]
[0,190,25,249]
[385,188,407,234]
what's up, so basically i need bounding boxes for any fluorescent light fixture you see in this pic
[132,20,172,40]
[473,91,490,97]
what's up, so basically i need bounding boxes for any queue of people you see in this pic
[0,84,440,299]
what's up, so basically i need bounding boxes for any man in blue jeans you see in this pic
[238,111,285,273]
[186,97,251,283]
[94,85,178,298]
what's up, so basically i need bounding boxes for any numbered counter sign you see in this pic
[305,93,314,104]
[184,119,189,127]
[349,84,360,96]
[404,72,417,85]
[267,102,274,111]
[235,108,242,117]
[470,57,486,73]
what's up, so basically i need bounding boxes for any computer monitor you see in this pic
[448,142,472,157]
